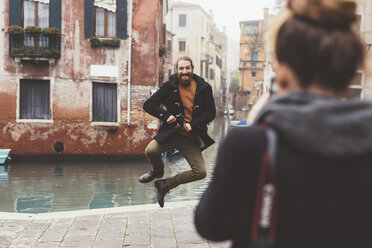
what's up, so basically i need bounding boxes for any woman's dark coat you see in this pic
[143,74,216,151]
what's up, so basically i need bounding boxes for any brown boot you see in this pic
[139,170,164,183]
[154,179,169,208]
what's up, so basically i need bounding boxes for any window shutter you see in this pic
[9,0,22,26]
[117,0,127,39]
[50,0,62,30]
[85,0,94,38]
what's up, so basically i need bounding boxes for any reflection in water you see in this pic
[0,117,235,213]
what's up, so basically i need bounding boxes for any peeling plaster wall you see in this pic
[0,0,161,155]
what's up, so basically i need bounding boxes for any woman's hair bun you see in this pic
[287,0,357,29]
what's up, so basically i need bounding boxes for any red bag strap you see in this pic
[250,127,278,248]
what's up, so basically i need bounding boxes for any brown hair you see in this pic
[273,0,365,92]
[175,56,194,70]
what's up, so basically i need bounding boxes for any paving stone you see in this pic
[0,236,12,247]
[2,219,32,227]
[67,218,101,237]
[33,241,61,248]
[128,212,150,224]
[178,243,210,248]
[169,207,194,217]
[53,218,75,226]
[151,237,177,248]
[124,233,151,246]
[92,238,123,248]
[151,228,175,238]
[38,224,69,242]
[9,222,50,248]
[60,235,96,247]
[105,212,127,218]
[99,216,127,233]
[175,232,207,244]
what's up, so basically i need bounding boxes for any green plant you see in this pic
[89,36,100,43]
[43,27,60,35]
[111,38,120,44]
[11,47,25,54]
[25,46,36,53]
[44,49,60,56]
[159,45,166,57]
[24,26,42,33]
[8,25,24,34]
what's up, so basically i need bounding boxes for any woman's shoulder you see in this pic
[224,125,267,148]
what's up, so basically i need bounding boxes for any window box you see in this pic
[89,36,121,48]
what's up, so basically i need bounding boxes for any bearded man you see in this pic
[139,56,216,208]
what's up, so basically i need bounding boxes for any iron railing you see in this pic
[9,33,61,59]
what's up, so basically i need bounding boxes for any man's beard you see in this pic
[177,73,193,86]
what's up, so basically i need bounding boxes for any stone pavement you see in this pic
[0,201,231,248]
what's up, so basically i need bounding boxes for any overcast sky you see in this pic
[176,0,278,41]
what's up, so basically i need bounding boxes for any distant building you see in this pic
[237,8,270,120]
[0,0,167,155]
[163,30,175,83]
[165,1,227,112]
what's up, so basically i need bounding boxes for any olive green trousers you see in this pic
[145,134,206,189]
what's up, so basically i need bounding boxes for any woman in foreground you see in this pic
[195,0,372,247]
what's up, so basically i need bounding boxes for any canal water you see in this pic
[0,117,234,213]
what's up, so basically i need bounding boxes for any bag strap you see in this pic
[250,127,278,248]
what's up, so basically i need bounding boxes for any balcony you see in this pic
[239,60,264,69]
[9,33,61,60]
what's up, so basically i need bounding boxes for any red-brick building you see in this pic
[0,0,167,155]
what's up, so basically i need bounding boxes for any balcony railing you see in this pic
[9,33,61,59]
[240,60,264,68]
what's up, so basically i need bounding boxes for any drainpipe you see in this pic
[127,0,133,125]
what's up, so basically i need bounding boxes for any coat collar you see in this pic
[168,74,208,94]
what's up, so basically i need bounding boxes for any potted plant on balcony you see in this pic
[89,36,101,47]
[159,45,166,57]
[8,25,24,35]
[89,36,121,48]
[44,49,61,58]
[24,26,42,34]
[43,27,60,36]
[11,47,26,56]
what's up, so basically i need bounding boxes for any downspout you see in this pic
[127,0,133,125]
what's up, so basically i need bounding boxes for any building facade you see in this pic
[237,9,269,119]
[165,1,227,112]
[0,0,167,155]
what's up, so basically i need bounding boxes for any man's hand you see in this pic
[183,123,192,132]
[166,115,176,124]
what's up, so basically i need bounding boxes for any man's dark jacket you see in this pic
[143,74,216,151]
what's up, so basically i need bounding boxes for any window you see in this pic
[216,56,222,68]
[23,0,50,47]
[179,40,186,52]
[251,52,258,61]
[210,69,215,80]
[244,24,258,35]
[251,71,257,78]
[179,14,186,27]
[167,39,172,53]
[94,0,117,37]
[85,0,127,39]
[92,82,117,122]
[20,79,50,120]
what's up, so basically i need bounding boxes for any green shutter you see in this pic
[85,0,94,38]
[50,0,62,30]
[117,0,127,39]
[9,0,22,26]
